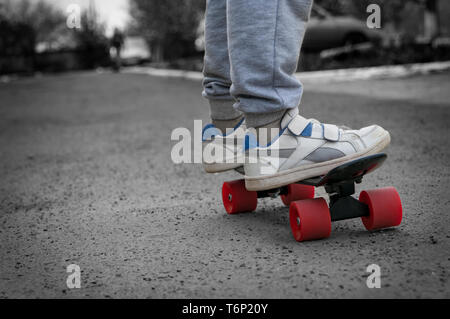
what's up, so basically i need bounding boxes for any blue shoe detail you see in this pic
[301,122,313,137]
[202,124,222,142]
[202,118,245,142]
[243,127,288,151]
[234,117,245,130]
[244,132,258,152]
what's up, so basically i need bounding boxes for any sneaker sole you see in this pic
[245,132,391,191]
[203,143,245,173]
[203,162,243,173]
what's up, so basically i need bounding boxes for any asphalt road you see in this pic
[0,71,449,298]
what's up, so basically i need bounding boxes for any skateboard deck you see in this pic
[233,153,386,188]
[300,153,387,187]
[221,153,402,242]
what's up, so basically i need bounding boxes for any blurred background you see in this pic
[1,0,450,75]
[1,0,449,299]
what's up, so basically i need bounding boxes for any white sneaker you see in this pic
[202,119,246,173]
[244,108,391,191]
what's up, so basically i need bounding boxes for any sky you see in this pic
[53,0,130,36]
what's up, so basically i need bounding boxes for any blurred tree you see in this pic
[0,0,66,72]
[72,6,110,69]
[0,0,66,46]
[129,0,206,62]
[0,0,110,72]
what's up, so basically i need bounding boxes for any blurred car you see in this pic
[120,36,151,66]
[303,5,383,52]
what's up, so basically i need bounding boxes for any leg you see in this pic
[202,0,243,127]
[201,1,246,173]
[227,0,313,129]
[225,1,392,191]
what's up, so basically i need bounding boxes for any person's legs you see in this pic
[201,0,247,173]
[202,0,391,182]
[221,0,392,190]
[227,0,313,131]
[202,0,243,133]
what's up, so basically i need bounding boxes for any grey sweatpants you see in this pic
[202,0,313,128]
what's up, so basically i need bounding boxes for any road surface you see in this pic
[0,71,449,298]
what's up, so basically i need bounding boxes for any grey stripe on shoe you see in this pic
[304,147,345,163]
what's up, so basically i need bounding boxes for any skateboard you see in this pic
[221,153,402,242]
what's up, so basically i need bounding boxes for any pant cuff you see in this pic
[245,110,287,128]
[209,100,243,121]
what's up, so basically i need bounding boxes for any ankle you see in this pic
[255,118,282,146]
[212,115,244,134]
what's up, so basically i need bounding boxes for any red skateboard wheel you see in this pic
[359,187,403,231]
[289,198,332,242]
[281,184,315,206]
[222,180,257,214]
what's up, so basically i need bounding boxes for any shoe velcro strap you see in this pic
[323,124,340,141]
[288,116,311,136]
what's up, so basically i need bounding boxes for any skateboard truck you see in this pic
[325,180,370,222]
